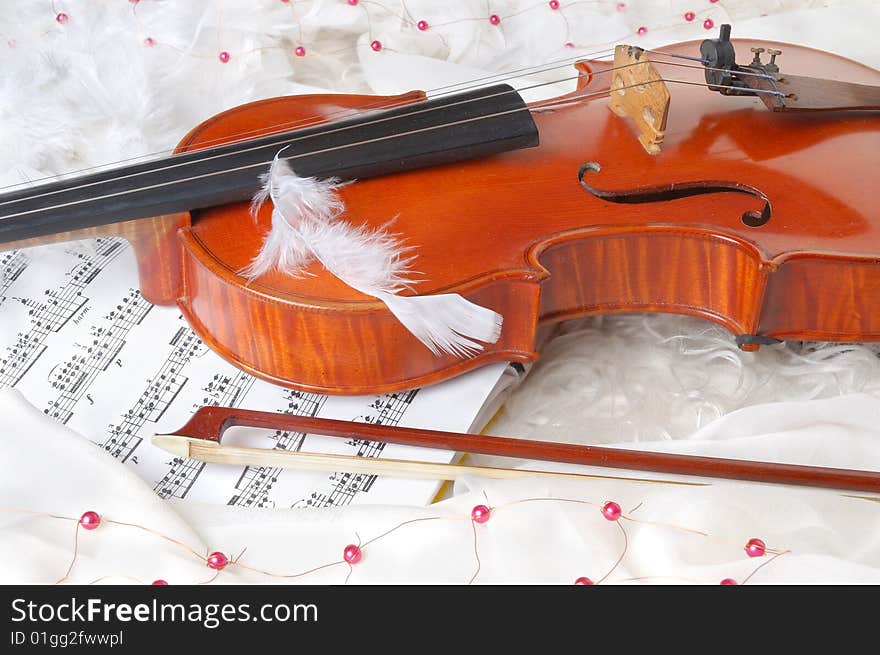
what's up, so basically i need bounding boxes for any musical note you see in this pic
[227,391,326,508]
[301,389,418,508]
[0,250,27,305]
[42,288,151,424]
[103,323,203,465]
[0,239,123,389]
[0,237,503,508]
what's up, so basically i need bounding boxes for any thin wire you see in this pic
[0,47,617,194]
[0,71,788,224]
[359,515,454,549]
[467,519,482,585]
[107,517,207,560]
[0,70,591,212]
[197,570,222,585]
[87,574,147,585]
[644,50,708,64]
[740,549,789,584]
[643,48,787,82]
[234,559,345,580]
[2,504,794,585]
[596,521,628,585]
[54,522,81,585]
[642,52,781,81]
[5,53,680,212]
[0,51,783,207]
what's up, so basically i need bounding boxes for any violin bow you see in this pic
[151,406,880,494]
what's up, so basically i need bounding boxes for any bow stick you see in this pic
[151,407,880,493]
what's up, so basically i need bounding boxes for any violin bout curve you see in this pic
[124,43,880,394]
[176,226,543,394]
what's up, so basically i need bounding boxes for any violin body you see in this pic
[14,38,880,394]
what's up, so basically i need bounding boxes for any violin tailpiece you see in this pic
[742,71,880,112]
[608,45,671,155]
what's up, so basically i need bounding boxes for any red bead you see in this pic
[207,551,229,570]
[637,26,647,36]
[218,51,230,63]
[616,2,626,11]
[294,46,306,57]
[343,544,362,564]
[564,41,575,48]
[56,13,69,24]
[370,40,382,52]
[710,0,718,3]
[601,501,622,521]
[152,579,169,586]
[143,37,155,47]
[549,0,560,9]
[471,504,491,524]
[744,538,766,558]
[348,0,359,5]
[703,18,714,30]
[684,11,695,21]
[574,576,594,585]
[79,511,101,530]
[720,578,738,586]
[489,14,501,25]
[417,20,428,31]
[129,0,140,5]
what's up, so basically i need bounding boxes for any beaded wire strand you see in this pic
[1,493,786,586]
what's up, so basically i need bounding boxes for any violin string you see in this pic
[0,71,593,212]
[643,50,782,81]
[643,49,709,64]
[0,56,672,212]
[0,54,787,217]
[91,53,763,177]
[0,47,617,194]
[0,46,778,198]
[0,75,788,225]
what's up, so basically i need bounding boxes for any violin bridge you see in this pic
[608,45,670,155]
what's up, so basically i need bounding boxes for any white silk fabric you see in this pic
[2,386,879,585]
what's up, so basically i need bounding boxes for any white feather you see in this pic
[244,157,503,357]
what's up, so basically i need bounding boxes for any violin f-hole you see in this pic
[577,162,772,227]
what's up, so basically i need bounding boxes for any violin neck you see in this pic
[0,84,537,249]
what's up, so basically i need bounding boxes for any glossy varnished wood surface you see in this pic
[1,213,186,305]
[169,39,880,393]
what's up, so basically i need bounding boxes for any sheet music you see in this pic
[0,239,507,507]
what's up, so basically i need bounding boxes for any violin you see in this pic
[2,26,880,395]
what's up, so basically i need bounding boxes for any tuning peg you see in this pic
[767,48,782,65]
[749,47,765,65]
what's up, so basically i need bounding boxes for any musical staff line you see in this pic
[3,237,488,509]
[103,324,205,464]
[154,368,256,499]
[0,249,26,303]
[0,238,124,389]
[304,389,419,508]
[43,289,151,424]
[228,390,327,508]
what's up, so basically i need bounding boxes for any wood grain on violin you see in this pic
[2,37,880,394]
